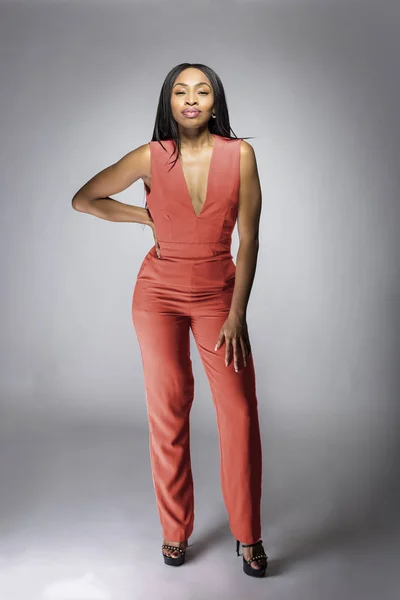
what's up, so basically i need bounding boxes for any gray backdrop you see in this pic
[1,1,399,599]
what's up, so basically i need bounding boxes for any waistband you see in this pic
[156,240,233,261]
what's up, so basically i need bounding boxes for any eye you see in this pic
[174,90,209,95]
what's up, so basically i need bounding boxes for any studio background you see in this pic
[1,1,399,599]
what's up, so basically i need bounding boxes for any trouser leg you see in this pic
[132,310,195,542]
[190,311,262,544]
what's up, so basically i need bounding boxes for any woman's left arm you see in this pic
[230,139,262,321]
[214,140,262,371]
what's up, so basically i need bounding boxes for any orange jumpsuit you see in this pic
[131,134,262,544]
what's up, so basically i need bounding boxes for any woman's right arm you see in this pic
[71,143,152,225]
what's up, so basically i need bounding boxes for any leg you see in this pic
[132,310,195,543]
[190,312,262,544]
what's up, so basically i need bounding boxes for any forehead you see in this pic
[172,69,212,88]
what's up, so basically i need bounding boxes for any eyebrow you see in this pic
[172,81,211,88]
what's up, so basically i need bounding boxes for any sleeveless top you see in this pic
[132,134,241,312]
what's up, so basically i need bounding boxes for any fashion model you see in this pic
[72,62,267,577]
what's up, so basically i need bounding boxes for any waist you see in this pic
[156,240,232,261]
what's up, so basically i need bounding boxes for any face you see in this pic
[170,68,215,131]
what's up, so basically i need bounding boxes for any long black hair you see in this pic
[142,62,253,213]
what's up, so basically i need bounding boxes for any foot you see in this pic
[242,540,268,570]
[162,538,188,559]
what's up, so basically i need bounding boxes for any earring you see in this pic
[212,113,216,118]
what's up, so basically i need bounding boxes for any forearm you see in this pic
[229,239,259,319]
[73,195,152,225]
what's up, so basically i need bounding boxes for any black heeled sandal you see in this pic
[236,539,268,577]
[162,541,187,566]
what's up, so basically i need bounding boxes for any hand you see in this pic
[214,313,252,372]
[146,212,161,258]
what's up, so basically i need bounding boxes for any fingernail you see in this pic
[214,345,218,351]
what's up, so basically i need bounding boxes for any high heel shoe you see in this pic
[162,540,187,566]
[236,539,268,577]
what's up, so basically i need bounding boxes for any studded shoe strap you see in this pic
[238,539,268,562]
[162,544,185,554]
[244,552,268,564]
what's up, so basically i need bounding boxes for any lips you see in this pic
[183,109,200,116]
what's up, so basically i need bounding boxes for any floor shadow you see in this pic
[266,506,398,577]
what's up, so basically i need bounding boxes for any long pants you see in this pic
[132,308,263,544]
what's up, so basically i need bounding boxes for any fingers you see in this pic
[220,335,249,372]
[242,322,252,357]
[214,331,225,352]
[239,337,248,368]
[153,232,161,259]
[215,323,252,373]
[232,337,240,372]
[225,338,232,368]
[147,220,161,259]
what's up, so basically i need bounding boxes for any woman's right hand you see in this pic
[147,213,161,258]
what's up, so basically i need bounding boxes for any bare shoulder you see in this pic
[239,139,258,176]
[72,141,151,202]
[117,142,151,178]
[239,138,254,152]
[239,139,256,160]
[112,141,152,188]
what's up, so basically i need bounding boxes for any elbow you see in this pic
[71,193,89,212]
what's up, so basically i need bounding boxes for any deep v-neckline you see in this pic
[177,133,217,218]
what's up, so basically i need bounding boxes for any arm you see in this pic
[214,140,262,371]
[229,139,262,320]
[71,143,153,226]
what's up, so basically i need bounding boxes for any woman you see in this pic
[72,62,268,577]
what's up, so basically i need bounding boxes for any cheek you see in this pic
[170,100,182,118]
